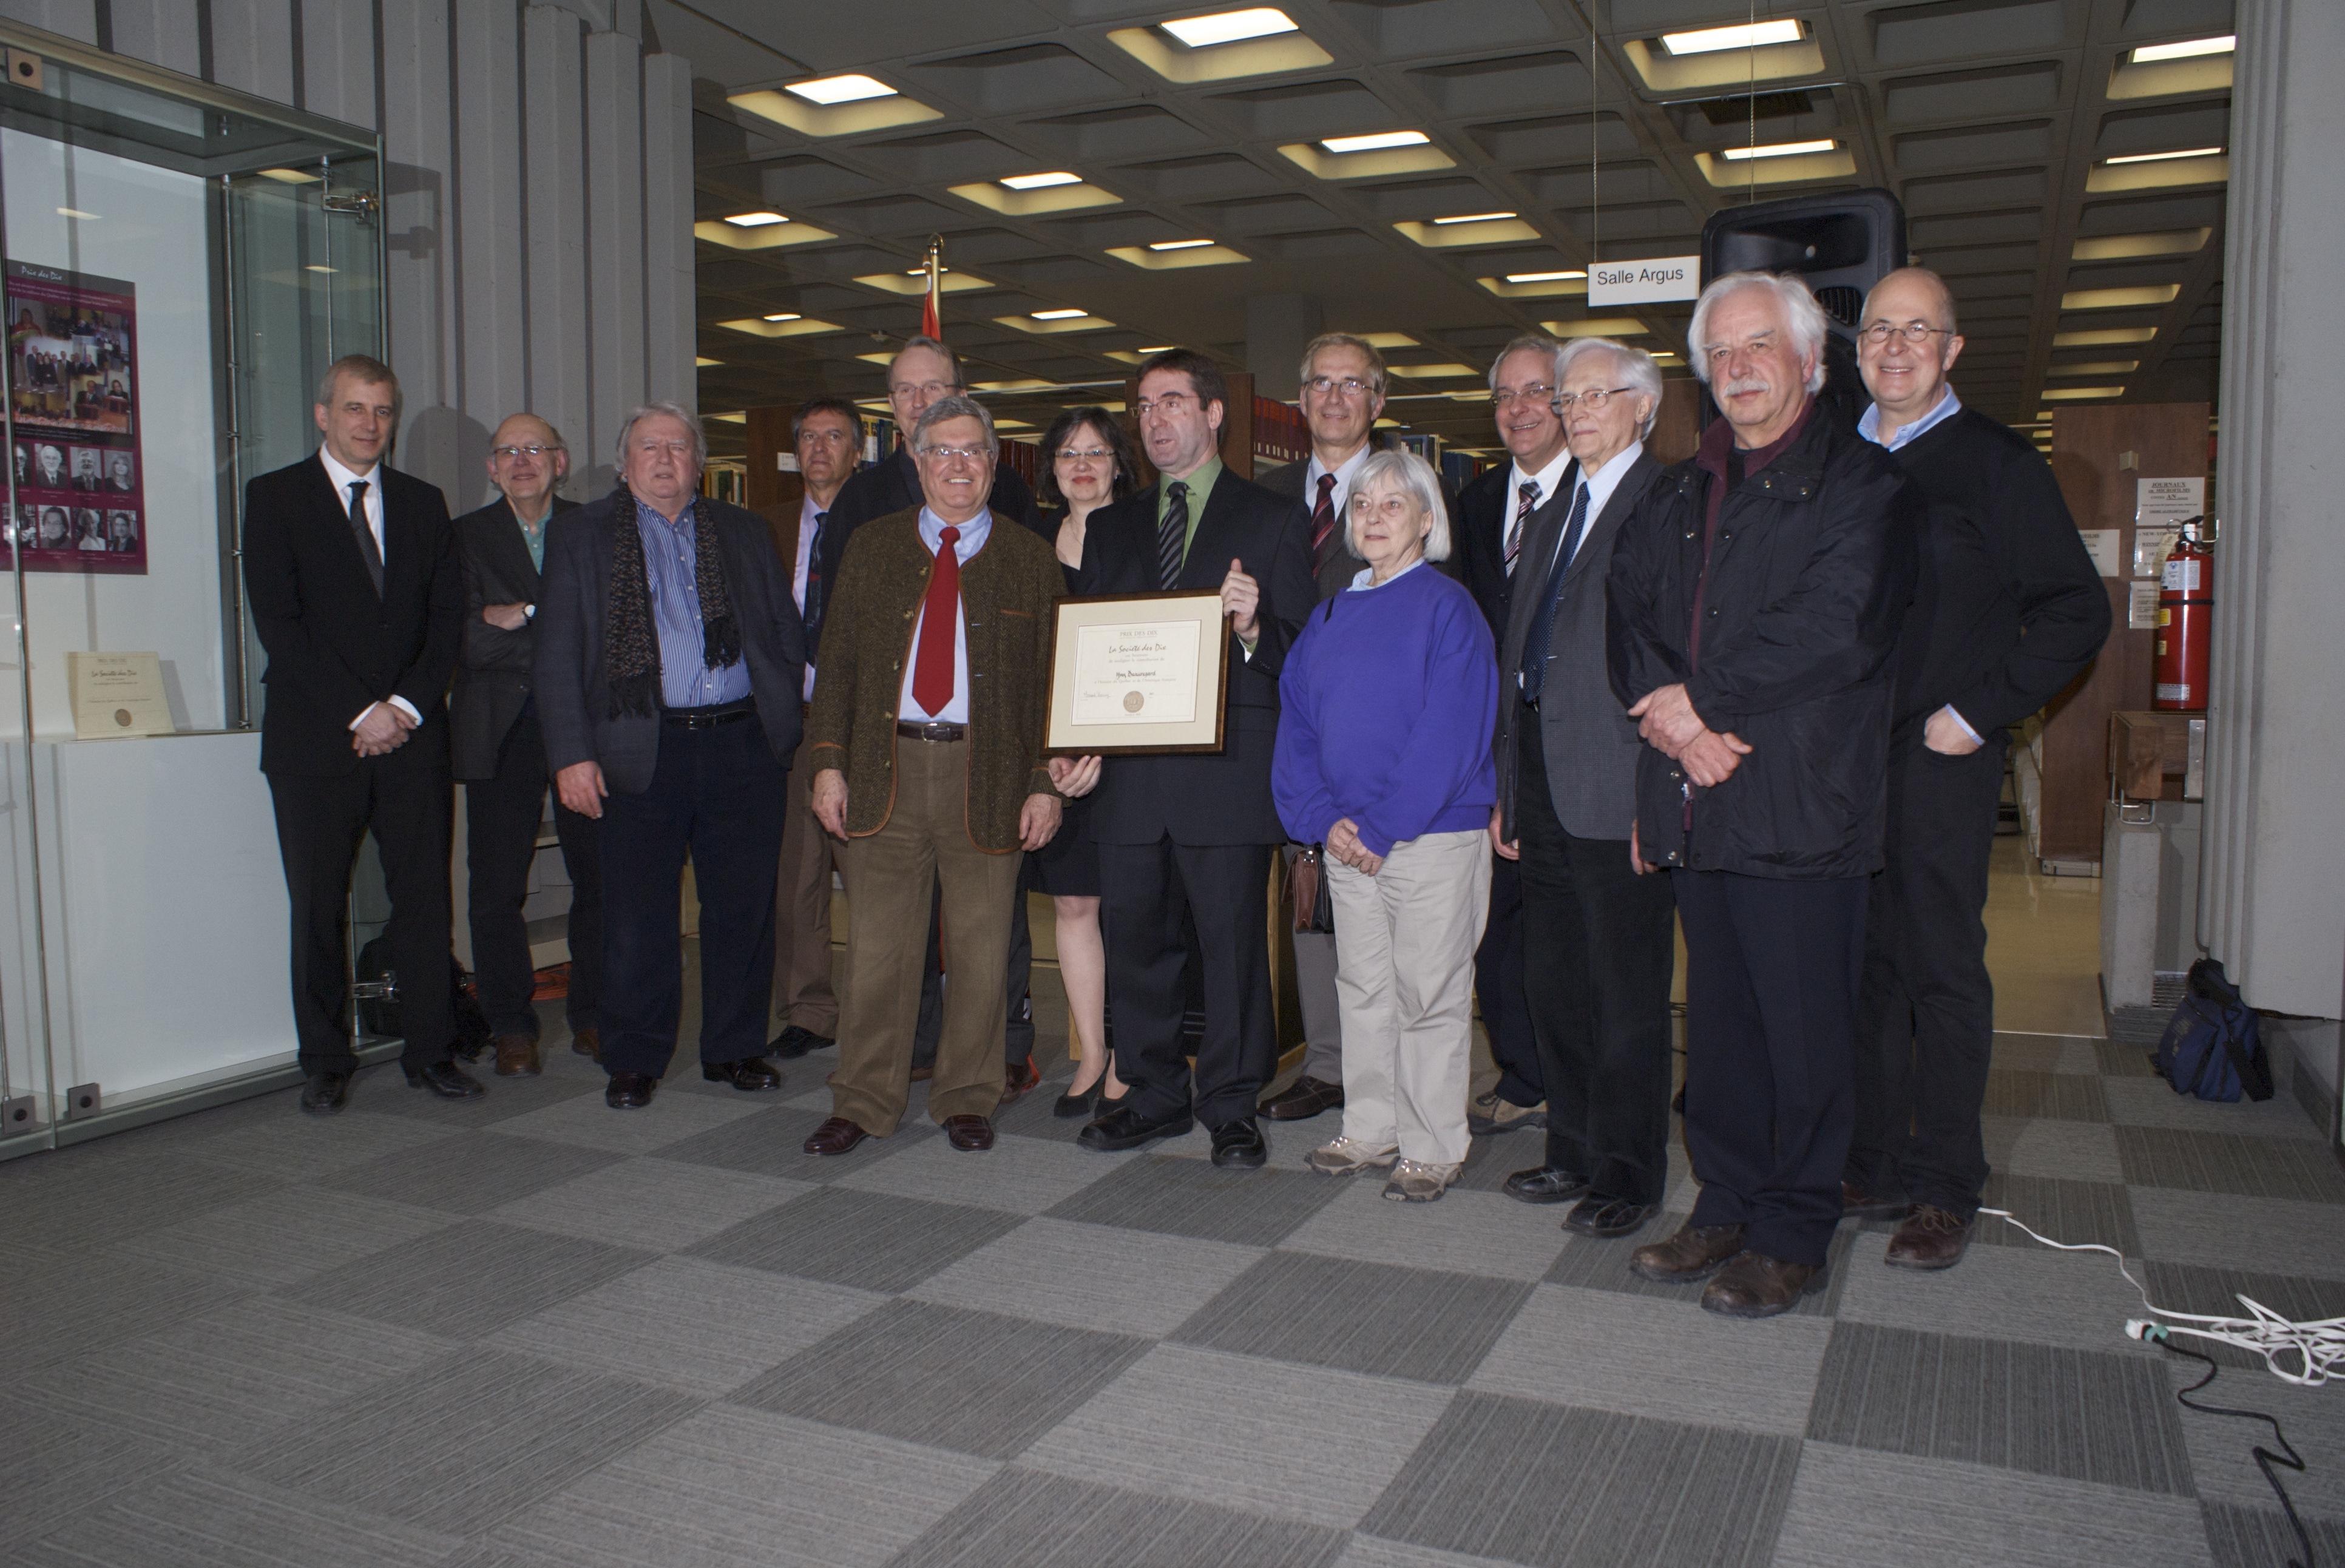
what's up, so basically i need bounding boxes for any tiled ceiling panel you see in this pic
[1407,52,1593,117]
[907,44,1126,113]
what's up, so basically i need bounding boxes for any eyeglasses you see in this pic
[917,444,989,464]
[1553,386,1636,413]
[1132,393,1197,419]
[1055,447,1112,462]
[1858,321,1953,346]
[1302,374,1374,399]
[1347,492,1420,522]
[491,443,561,460]
[888,379,958,400]
[1491,384,1555,408]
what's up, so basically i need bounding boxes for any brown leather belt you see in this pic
[896,720,966,742]
[663,699,757,729]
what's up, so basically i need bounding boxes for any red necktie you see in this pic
[1309,472,1338,561]
[912,525,961,715]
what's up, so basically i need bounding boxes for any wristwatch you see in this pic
[524,604,536,620]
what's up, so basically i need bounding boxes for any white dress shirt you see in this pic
[1304,442,1374,527]
[317,447,419,729]
[898,507,989,725]
[1503,446,1575,574]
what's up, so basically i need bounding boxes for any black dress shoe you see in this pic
[1259,1075,1344,1121]
[1078,1101,1194,1152]
[605,1072,656,1109]
[404,1061,486,1100]
[300,1069,350,1115]
[1053,1073,1105,1120]
[1503,1165,1591,1205]
[703,1056,782,1092]
[1209,1117,1267,1169]
[1562,1195,1656,1239]
[768,1024,834,1060]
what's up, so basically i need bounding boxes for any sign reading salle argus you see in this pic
[1587,255,1703,306]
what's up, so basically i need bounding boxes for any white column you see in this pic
[2202,0,2345,1090]
[640,50,697,413]
[452,0,526,504]
[376,0,459,497]
[524,4,590,491]
[584,27,645,483]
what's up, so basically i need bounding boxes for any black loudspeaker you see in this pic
[1697,187,1908,431]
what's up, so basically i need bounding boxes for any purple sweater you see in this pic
[1273,560,1498,858]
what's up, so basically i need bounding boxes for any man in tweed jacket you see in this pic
[799,397,1068,1157]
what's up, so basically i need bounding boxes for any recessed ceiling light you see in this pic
[1504,269,1587,283]
[1432,211,1517,225]
[2062,284,2182,309]
[904,266,955,276]
[304,264,336,274]
[2048,360,2140,375]
[1660,19,1802,55]
[2131,35,2233,64]
[2054,326,2159,347]
[762,312,802,322]
[1719,138,1837,161]
[1148,238,1216,251]
[723,211,790,227]
[783,73,895,105]
[2103,146,2224,165]
[1137,345,1177,353]
[1000,171,1081,191]
[1321,130,1429,154]
[1032,308,1089,320]
[2043,385,2126,400]
[55,207,98,220]
[695,357,722,367]
[1162,7,1297,47]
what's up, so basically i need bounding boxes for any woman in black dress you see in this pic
[1035,406,1140,1116]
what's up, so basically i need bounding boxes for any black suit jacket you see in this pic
[1074,470,1314,846]
[449,493,581,780]
[242,453,461,778]
[821,446,1042,600]
[1449,464,1520,641]
[1256,435,1462,603]
[533,492,805,797]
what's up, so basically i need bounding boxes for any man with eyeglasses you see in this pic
[1254,332,1403,1124]
[1067,348,1315,1168]
[1843,266,2109,1270]
[536,403,806,1111]
[451,413,600,1076]
[822,334,1053,1101]
[799,396,1066,1157]
[1608,272,1920,1317]
[1489,338,1676,1242]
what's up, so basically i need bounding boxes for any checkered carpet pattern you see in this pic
[3,1021,2340,1567]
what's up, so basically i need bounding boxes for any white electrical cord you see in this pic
[1979,1208,2345,1387]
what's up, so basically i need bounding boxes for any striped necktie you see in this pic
[1157,481,1189,590]
[1503,479,1538,575]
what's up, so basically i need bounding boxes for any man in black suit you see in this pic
[824,334,1051,1100]
[242,353,478,1115]
[1490,339,1675,1240]
[1069,348,1315,1168]
[450,413,598,1078]
[534,402,805,1111]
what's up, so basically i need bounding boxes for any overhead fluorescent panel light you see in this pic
[950,177,1120,217]
[1623,31,1824,93]
[2054,326,2158,346]
[2103,146,2224,165]
[2042,386,2125,400]
[2071,228,2213,262]
[1321,130,1429,154]
[717,316,841,339]
[1358,333,1416,348]
[1281,138,1453,180]
[1106,242,1251,271]
[2085,150,2227,192]
[1479,270,1589,300]
[2061,284,2182,309]
[1660,19,1802,55]
[695,356,721,367]
[722,211,790,227]
[1161,7,1296,47]
[2048,360,2140,375]
[996,311,1116,336]
[695,214,837,251]
[729,78,940,138]
[785,73,896,104]
[2131,35,2233,64]
[1394,214,1539,248]
[1031,308,1090,320]
[1108,8,1329,83]
[1150,238,1214,251]
[853,269,992,296]
[2110,38,2235,100]
[1000,171,1082,190]
[1694,144,1856,187]
[1719,138,1837,161]
[1543,317,1650,338]
[1432,210,1518,225]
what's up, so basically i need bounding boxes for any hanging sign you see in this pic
[1588,255,1702,306]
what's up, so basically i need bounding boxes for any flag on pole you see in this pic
[920,234,943,342]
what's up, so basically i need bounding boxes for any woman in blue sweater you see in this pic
[1273,448,1499,1201]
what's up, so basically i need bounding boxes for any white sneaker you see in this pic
[1382,1159,1463,1203]
[1305,1137,1399,1177]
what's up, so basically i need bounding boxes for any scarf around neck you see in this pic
[605,484,742,719]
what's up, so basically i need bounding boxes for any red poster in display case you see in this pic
[5,261,147,575]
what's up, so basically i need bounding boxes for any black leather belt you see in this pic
[663,699,756,729]
[896,720,966,742]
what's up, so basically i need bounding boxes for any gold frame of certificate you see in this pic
[1044,590,1230,755]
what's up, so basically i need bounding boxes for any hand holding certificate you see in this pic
[1045,590,1230,755]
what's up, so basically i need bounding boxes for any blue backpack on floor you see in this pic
[2153,958,2274,1103]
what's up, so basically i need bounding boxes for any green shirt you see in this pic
[512,499,553,573]
[1154,455,1222,567]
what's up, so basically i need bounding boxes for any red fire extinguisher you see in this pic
[2154,517,2213,711]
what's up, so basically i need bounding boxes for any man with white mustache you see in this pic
[1606,271,1921,1318]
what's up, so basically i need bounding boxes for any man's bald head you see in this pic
[1857,266,1966,432]
[1863,267,1958,334]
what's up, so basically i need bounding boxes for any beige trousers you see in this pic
[773,720,839,1035]
[1327,828,1491,1164]
[830,736,1023,1135]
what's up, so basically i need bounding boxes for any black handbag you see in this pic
[1290,844,1335,935]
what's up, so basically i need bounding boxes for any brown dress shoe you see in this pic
[570,1027,601,1061]
[1629,1222,1747,1283]
[943,1114,995,1152]
[1885,1205,1974,1270]
[493,1033,542,1077]
[1700,1250,1821,1318]
[803,1116,871,1156]
[997,1060,1041,1107]
[1259,1075,1344,1121]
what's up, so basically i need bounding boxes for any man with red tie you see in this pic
[799,397,1068,1157]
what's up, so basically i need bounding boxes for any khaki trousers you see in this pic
[1327,828,1491,1165]
[773,720,839,1035]
[831,735,1023,1135]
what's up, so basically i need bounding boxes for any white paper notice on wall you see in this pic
[2133,524,2181,578]
[2079,527,2123,578]
[1587,255,1702,306]
[2128,580,2163,630]
[2135,476,2202,529]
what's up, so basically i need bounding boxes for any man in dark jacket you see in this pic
[1844,268,2111,1268]
[1608,272,1920,1317]
[451,413,595,1078]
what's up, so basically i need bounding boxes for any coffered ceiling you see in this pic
[663,0,2235,455]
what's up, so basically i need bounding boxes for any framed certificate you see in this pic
[1045,590,1230,755]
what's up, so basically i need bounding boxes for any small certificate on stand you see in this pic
[68,651,174,738]
[1046,591,1229,755]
